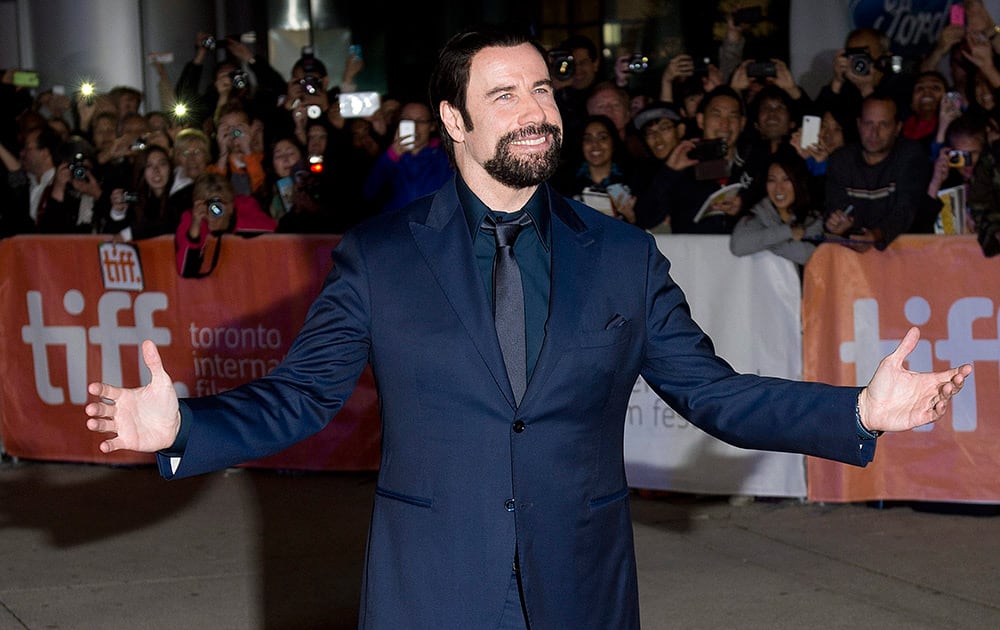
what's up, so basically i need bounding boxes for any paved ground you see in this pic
[0,459,997,629]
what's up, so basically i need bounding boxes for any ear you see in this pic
[696,112,704,131]
[439,101,465,145]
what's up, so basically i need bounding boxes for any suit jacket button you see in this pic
[504,499,515,512]
[512,420,525,433]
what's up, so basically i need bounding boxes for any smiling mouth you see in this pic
[512,136,548,147]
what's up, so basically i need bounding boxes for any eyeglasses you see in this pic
[180,148,205,157]
[643,120,676,139]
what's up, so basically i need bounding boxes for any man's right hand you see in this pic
[85,341,181,454]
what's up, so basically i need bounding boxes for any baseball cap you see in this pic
[633,101,682,131]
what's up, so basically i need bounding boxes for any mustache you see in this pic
[498,123,562,145]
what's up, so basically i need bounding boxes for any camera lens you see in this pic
[123,192,140,203]
[201,36,216,51]
[850,54,870,76]
[306,104,322,119]
[628,54,649,74]
[207,199,225,217]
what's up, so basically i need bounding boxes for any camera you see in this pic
[627,53,649,74]
[299,75,322,96]
[68,152,88,181]
[844,47,873,76]
[131,138,147,152]
[689,138,728,162]
[201,35,217,51]
[230,69,249,90]
[947,149,972,169]
[123,191,140,203]
[548,49,575,81]
[746,61,777,79]
[206,197,225,217]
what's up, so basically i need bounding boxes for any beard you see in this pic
[482,123,562,189]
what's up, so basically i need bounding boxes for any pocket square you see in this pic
[605,314,629,330]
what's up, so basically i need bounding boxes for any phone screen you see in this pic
[13,71,39,88]
[398,119,416,149]
[950,4,965,25]
[800,116,821,149]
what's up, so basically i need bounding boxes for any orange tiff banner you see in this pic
[0,234,381,471]
[803,235,1000,502]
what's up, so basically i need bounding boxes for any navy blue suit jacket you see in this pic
[159,176,871,628]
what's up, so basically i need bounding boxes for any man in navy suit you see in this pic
[85,27,971,629]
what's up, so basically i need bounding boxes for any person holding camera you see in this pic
[632,85,749,233]
[100,144,182,240]
[206,102,267,206]
[918,112,989,235]
[814,27,913,121]
[362,101,453,215]
[39,135,103,234]
[174,172,275,277]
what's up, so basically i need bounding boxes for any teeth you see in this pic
[513,137,546,146]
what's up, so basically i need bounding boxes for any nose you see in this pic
[517,94,547,126]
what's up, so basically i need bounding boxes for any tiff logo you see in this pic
[840,298,997,432]
[21,290,171,405]
[99,242,144,292]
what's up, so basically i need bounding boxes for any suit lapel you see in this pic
[523,189,604,404]
[408,180,514,403]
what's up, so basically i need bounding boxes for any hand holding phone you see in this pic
[398,120,416,151]
[800,115,821,149]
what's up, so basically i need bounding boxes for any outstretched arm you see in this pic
[858,327,972,433]
[85,340,181,453]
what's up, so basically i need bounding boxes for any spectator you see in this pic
[101,144,180,240]
[633,101,686,163]
[730,151,823,266]
[814,27,911,120]
[790,102,857,211]
[633,85,749,233]
[175,172,276,277]
[265,135,305,220]
[169,128,211,214]
[969,131,1000,256]
[42,135,103,234]
[586,81,648,160]
[922,112,989,235]
[824,94,930,251]
[901,71,949,150]
[16,125,60,227]
[362,101,452,215]
[552,114,637,223]
[207,102,267,203]
[553,34,602,161]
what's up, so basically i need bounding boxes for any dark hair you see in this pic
[762,149,813,224]
[748,84,795,124]
[558,34,598,62]
[945,112,988,147]
[429,25,546,160]
[580,114,628,164]
[817,102,859,145]
[130,144,174,234]
[697,85,746,118]
[860,93,900,122]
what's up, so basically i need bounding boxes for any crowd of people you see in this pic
[4,3,1000,275]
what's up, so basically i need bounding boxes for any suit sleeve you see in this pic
[157,230,374,478]
[637,233,874,466]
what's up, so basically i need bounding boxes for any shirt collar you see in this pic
[457,174,551,251]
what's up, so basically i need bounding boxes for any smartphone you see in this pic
[148,52,175,64]
[950,4,966,25]
[13,71,39,88]
[398,119,416,150]
[689,138,727,162]
[348,44,363,61]
[339,91,381,118]
[800,115,821,149]
[746,61,776,79]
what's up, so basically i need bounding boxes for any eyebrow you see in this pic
[484,78,552,99]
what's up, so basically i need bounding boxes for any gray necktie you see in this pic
[483,213,533,404]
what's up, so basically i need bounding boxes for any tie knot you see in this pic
[484,213,532,248]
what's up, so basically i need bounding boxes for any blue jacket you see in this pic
[159,177,871,628]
